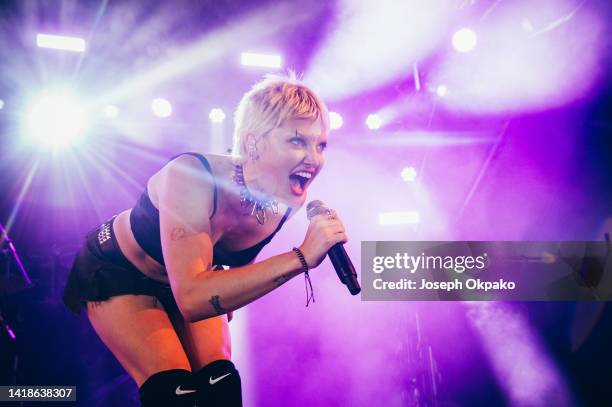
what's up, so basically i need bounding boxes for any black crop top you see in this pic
[129,152,291,268]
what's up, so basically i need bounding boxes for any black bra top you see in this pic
[129,152,291,268]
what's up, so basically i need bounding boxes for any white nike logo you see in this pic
[175,385,197,395]
[209,372,231,385]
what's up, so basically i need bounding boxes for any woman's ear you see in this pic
[244,133,262,161]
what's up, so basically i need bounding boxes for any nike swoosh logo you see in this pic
[209,372,231,385]
[175,385,197,395]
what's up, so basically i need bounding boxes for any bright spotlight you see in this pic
[329,111,343,130]
[436,84,448,97]
[151,98,172,118]
[209,108,226,123]
[36,33,86,52]
[366,114,382,130]
[103,105,119,118]
[22,89,89,149]
[0,99,4,110]
[240,52,282,68]
[452,28,477,53]
[400,167,417,182]
[379,211,420,225]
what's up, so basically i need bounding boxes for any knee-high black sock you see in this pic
[191,360,242,407]
[138,369,196,407]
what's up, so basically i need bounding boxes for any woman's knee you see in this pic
[176,315,232,369]
[191,360,242,407]
[139,369,196,407]
[138,361,243,407]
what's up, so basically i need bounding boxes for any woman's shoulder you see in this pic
[149,153,231,204]
[167,152,232,175]
[157,152,233,185]
[199,153,234,176]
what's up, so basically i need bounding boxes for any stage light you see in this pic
[400,167,417,182]
[209,108,226,123]
[379,211,420,225]
[452,28,477,53]
[329,112,343,130]
[240,52,282,68]
[436,84,448,97]
[431,3,604,114]
[151,98,172,118]
[22,89,89,149]
[103,105,119,118]
[304,0,453,101]
[36,33,86,52]
[366,114,382,130]
[0,99,4,110]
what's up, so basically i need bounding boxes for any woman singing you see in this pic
[62,73,347,406]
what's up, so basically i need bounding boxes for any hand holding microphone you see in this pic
[299,200,361,295]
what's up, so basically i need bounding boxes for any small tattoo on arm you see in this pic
[273,275,290,287]
[170,228,186,241]
[209,295,227,315]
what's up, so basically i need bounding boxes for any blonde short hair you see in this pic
[232,72,329,160]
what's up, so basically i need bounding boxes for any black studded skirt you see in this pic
[62,217,178,315]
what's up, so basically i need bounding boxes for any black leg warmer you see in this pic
[191,360,243,407]
[138,368,196,407]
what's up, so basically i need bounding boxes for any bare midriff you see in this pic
[112,209,171,284]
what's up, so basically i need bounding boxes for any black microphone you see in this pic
[306,200,361,295]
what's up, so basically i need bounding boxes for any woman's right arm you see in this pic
[157,156,347,323]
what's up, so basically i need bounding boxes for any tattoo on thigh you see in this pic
[209,295,226,315]
[273,275,290,287]
[170,227,186,241]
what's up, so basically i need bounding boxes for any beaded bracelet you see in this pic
[292,247,315,306]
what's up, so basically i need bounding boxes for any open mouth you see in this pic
[289,171,313,195]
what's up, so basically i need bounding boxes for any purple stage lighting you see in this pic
[521,17,534,33]
[0,99,4,110]
[209,108,226,123]
[431,2,605,113]
[436,84,448,97]
[400,167,417,182]
[452,28,477,53]
[329,111,343,130]
[467,303,572,406]
[151,98,172,118]
[22,89,89,149]
[366,114,382,130]
[36,33,86,52]
[379,211,420,225]
[305,0,455,101]
[240,52,282,68]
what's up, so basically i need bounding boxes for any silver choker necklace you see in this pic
[233,164,278,225]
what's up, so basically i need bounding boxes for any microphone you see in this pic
[306,200,361,295]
